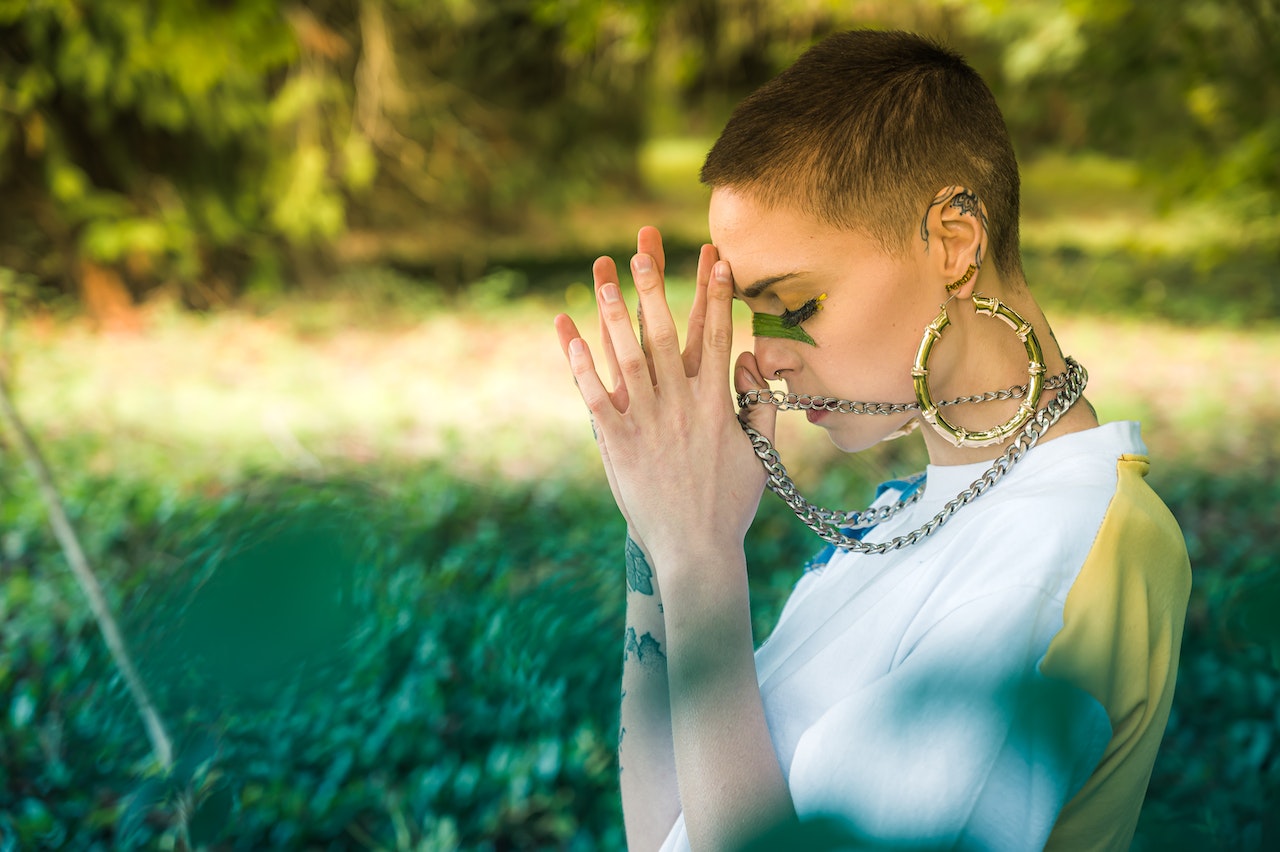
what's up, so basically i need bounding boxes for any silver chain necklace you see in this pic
[737,372,1069,416]
[738,357,1088,555]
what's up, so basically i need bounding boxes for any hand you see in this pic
[553,227,778,570]
[555,228,705,544]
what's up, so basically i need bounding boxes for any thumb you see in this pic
[734,351,778,442]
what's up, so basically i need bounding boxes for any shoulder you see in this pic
[895,422,1178,604]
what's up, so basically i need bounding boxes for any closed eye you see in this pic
[780,295,826,327]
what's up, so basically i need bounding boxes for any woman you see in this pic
[554,30,1190,852]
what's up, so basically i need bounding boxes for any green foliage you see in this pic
[0,0,658,299]
[1024,244,1280,327]
[3,0,1278,307]
[0,465,628,848]
[2,444,1277,847]
[0,0,301,293]
[965,0,1280,213]
[1136,467,1280,850]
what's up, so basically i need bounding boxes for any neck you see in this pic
[915,281,1098,466]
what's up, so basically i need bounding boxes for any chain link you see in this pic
[739,358,1088,555]
[736,372,1069,415]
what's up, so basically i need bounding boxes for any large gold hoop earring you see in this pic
[912,295,1046,448]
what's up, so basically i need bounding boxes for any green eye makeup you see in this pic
[752,294,826,346]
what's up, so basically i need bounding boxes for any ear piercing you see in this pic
[945,264,977,293]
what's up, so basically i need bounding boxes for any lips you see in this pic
[806,407,829,425]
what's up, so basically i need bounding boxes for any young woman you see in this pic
[554,30,1190,852]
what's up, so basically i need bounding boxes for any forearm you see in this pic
[620,535,680,850]
[659,545,796,851]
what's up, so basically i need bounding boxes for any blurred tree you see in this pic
[963,0,1280,214]
[338,0,659,282]
[0,0,659,303]
[2,0,1275,306]
[0,0,301,310]
[646,0,973,134]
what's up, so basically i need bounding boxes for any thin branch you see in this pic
[0,378,174,772]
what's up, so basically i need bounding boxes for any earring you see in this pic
[946,264,977,293]
[879,419,920,443]
[911,295,1046,447]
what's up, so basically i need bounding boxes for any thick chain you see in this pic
[736,372,1069,415]
[739,358,1088,555]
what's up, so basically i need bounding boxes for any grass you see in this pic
[8,276,1279,500]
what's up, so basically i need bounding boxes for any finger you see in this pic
[565,336,624,425]
[636,228,668,384]
[596,277,655,407]
[682,243,718,377]
[557,315,627,420]
[735,350,778,442]
[592,257,632,410]
[699,260,736,384]
[554,312,583,358]
[637,225,666,277]
[629,251,685,383]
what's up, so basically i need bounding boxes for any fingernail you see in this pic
[714,262,731,282]
[569,338,586,357]
[632,254,653,273]
[601,284,621,303]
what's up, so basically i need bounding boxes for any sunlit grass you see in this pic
[10,281,1279,497]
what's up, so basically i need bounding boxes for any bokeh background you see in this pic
[2,1,1278,848]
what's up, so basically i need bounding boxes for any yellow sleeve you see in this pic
[1042,455,1192,851]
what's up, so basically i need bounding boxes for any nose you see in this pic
[752,336,801,382]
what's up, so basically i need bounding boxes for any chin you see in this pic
[827,431,882,454]
[826,418,918,453]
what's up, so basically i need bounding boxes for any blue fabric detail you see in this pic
[803,472,927,571]
[874,473,927,501]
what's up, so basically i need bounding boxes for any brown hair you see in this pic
[701,30,1023,279]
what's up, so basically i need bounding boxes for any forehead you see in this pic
[708,187,887,283]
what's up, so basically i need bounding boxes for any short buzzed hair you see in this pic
[701,30,1023,279]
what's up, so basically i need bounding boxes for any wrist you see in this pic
[648,543,749,609]
[646,534,743,576]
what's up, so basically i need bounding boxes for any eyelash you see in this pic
[780,294,826,327]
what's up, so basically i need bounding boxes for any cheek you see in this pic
[817,324,920,396]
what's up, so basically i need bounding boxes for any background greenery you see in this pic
[2,0,1278,849]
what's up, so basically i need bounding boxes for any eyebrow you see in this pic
[734,272,803,300]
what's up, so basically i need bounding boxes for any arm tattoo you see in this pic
[625,536,655,595]
[624,627,667,673]
[618,722,626,775]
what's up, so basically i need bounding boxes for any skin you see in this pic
[551,186,1098,850]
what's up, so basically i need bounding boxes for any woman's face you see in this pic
[709,187,942,453]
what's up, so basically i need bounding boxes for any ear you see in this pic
[921,186,989,298]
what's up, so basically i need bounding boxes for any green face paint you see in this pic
[752,311,816,346]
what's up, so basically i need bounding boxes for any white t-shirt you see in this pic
[659,421,1190,850]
